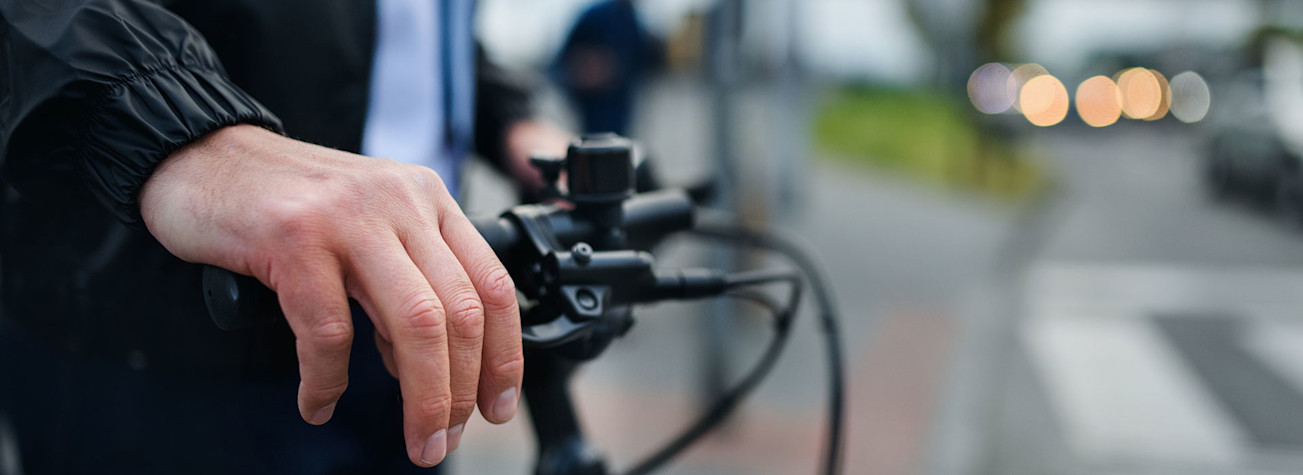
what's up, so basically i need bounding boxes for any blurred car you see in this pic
[1204,48,1303,222]
[1205,72,1287,201]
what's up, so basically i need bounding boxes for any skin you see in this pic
[502,119,570,192]
[139,122,570,467]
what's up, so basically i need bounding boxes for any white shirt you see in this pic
[361,0,475,197]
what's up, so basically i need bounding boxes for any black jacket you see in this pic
[0,0,534,377]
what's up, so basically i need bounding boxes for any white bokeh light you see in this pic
[969,63,1015,114]
[1170,71,1211,123]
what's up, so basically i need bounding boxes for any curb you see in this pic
[921,179,1069,475]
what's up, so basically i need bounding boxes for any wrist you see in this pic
[139,124,278,233]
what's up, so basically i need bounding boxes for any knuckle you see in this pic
[477,266,518,311]
[400,296,447,339]
[487,352,525,380]
[449,398,478,419]
[361,165,409,194]
[406,163,438,180]
[445,294,485,338]
[377,164,441,194]
[370,162,411,184]
[408,165,449,195]
[413,393,453,421]
[386,167,441,213]
[269,200,330,242]
[307,319,353,352]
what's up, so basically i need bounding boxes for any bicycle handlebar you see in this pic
[203,188,696,332]
[198,134,842,475]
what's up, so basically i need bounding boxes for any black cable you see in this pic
[689,221,847,475]
[723,268,802,288]
[623,289,797,475]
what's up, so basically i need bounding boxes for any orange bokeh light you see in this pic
[1144,69,1171,121]
[1075,76,1122,127]
[1117,68,1162,119]
[1007,63,1050,113]
[1020,75,1070,127]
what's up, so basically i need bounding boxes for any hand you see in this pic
[502,120,573,192]
[140,125,524,467]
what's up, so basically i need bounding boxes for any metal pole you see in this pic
[701,0,744,408]
[775,0,806,218]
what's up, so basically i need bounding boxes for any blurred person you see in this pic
[0,0,573,473]
[551,0,664,136]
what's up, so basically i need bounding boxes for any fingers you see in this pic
[402,231,484,451]
[439,210,524,425]
[351,240,452,467]
[275,260,353,426]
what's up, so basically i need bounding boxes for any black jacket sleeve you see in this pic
[473,42,535,171]
[0,0,281,225]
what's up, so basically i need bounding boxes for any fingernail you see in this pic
[310,402,336,425]
[420,429,448,466]
[447,424,465,452]
[493,387,519,422]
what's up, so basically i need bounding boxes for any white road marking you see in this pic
[1025,310,1247,466]
[1019,262,1303,468]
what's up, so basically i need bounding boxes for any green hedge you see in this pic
[812,86,1044,201]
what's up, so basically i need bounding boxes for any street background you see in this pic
[454,1,1303,474]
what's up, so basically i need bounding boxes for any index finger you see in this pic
[274,260,353,426]
[351,239,454,467]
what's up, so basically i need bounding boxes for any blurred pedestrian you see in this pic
[551,0,665,136]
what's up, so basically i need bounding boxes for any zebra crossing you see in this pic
[1022,262,1303,472]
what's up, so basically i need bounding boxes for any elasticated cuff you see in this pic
[78,63,283,226]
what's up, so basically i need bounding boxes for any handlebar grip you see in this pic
[203,265,282,331]
[202,189,695,332]
[470,215,518,257]
[621,189,694,247]
[203,217,517,331]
